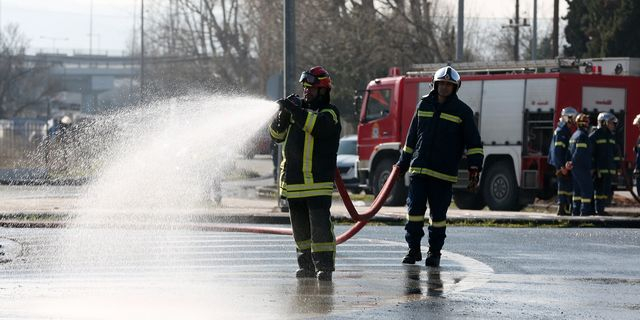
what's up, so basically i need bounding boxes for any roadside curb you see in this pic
[1,211,639,228]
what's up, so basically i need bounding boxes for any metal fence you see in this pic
[0,119,48,169]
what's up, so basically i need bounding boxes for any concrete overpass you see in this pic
[25,54,140,112]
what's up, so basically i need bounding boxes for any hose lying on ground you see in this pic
[209,165,400,244]
[2,166,401,245]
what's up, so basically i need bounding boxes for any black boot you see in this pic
[425,251,441,267]
[316,270,332,281]
[402,247,422,264]
[295,268,316,278]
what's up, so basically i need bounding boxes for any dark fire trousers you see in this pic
[557,174,573,211]
[287,196,335,272]
[571,169,595,216]
[593,174,612,214]
[405,175,451,253]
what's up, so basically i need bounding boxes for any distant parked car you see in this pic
[337,135,361,193]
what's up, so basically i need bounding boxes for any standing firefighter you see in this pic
[589,112,616,215]
[269,66,341,281]
[396,66,484,267]
[548,107,577,216]
[566,113,595,216]
[633,114,640,196]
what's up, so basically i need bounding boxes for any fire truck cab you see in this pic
[356,58,640,210]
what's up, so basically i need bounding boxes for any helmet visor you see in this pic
[434,67,460,83]
[299,71,318,87]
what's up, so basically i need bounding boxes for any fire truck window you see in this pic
[364,89,391,122]
[525,110,554,156]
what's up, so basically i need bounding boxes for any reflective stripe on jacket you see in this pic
[588,127,614,176]
[269,103,341,198]
[569,128,592,170]
[398,91,483,183]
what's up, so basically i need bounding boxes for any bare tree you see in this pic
[0,24,61,118]
[244,0,282,95]
[141,0,256,96]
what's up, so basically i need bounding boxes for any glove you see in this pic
[276,98,290,111]
[555,166,569,177]
[278,94,302,112]
[286,94,302,108]
[467,167,480,192]
[276,109,290,124]
[565,161,573,171]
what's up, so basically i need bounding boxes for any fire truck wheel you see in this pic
[372,158,407,206]
[482,161,520,211]
[453,191,485,210]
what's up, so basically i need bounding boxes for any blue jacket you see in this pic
[548,121,571,169]
[588,127,614,177]
[569,128,592,172]
[397,91,483,183]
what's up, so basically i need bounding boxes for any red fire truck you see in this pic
[356,58,640,210]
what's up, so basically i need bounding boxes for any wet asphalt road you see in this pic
[0,226,638,319]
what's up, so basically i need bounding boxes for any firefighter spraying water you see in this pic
[269,66,341,281]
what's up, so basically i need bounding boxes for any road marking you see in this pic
[0,229,494,319]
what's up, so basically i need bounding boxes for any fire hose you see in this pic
[203,166,400,244]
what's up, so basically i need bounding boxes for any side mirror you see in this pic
[353,90,364,122]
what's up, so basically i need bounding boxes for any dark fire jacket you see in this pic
[269,102,341,198]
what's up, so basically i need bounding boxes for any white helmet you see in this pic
[60,115,72,125]
[433,66,461,92]
[560,106,578,123]
[597,112,616,128]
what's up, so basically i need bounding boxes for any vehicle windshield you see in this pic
[338,139,357,155]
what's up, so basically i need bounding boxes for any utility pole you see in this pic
[456,0,464,62]
[283,0,296,96]
[502,0,529,61]
[0,0,3,45]
[552,0,559,58]
[514,0,519,61]
[279,0,296,212]
[89,0,93,55]
[532,0,537,60]
[140,0,145,103]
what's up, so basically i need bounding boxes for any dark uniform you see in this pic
[635,133,640,196]
[589,126,614,215]
[397,88,483,262]
[548,121,573,214]
[568,126,594,216]
[269,67,341,279]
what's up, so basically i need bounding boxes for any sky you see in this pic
[2,0,137,56]
[1,0,568,57]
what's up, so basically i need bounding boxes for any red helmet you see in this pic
[299,66,332,89]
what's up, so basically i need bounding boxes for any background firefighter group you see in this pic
[549,109,640,216]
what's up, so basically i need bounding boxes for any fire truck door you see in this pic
[480,79,526,146]
[358,87,396,157]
